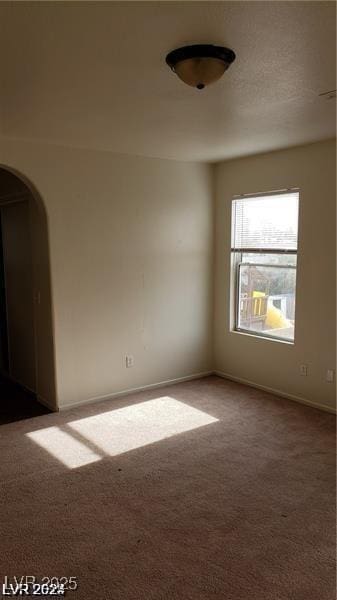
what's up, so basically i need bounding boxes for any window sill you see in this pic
[230,328,294,346]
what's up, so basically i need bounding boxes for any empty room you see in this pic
[0,2,335,599]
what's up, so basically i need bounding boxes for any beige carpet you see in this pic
[0,375,335,599]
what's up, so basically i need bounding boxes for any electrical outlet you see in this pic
[300,364,308,376]
[125,355,134,368]
[326,369,335,383]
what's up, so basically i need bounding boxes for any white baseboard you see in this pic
[59,370,213,411]
[48,368,337,415]
[214,370,336,414]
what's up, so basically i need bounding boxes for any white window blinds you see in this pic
[231,191,299,251]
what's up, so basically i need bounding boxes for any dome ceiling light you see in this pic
[166,44,236,90]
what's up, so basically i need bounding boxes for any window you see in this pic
[231,190,299,342]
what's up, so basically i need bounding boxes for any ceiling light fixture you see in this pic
[166,44,236,90]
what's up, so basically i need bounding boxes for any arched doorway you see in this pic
[0,166,57,421]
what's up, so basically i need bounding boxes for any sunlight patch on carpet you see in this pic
[26,426,101,468]
[26,397,218,468]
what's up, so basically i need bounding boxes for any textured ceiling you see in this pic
[0,1,335,162]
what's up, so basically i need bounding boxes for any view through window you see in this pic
[231,190,299,342]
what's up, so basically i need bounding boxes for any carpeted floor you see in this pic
[0,375,335,599]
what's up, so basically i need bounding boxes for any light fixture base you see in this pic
[166,44,236,89]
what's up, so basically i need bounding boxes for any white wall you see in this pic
[0,137,334,413]
[214,139,336,411]
[0,140,214,408]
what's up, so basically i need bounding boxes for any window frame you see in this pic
[231,189,299,344]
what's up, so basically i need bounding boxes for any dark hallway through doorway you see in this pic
[0,166,57,422]
[0,376,50,425]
